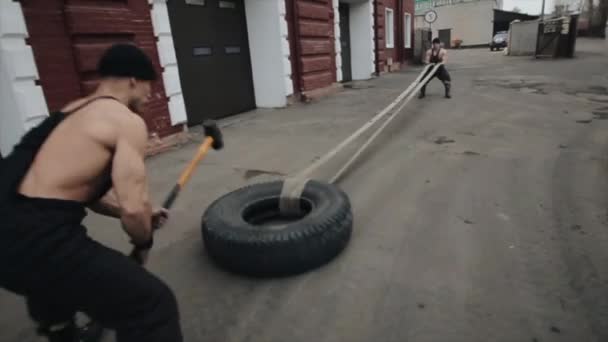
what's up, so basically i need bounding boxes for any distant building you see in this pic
[414,0,539,47]
[554,0,584,14]
[414,0,503,47]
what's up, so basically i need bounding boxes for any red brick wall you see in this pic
[21,0,180,138]
[292,0,336,92]
[375,0,415,71]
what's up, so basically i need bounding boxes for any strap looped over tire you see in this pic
[202,180,353,277]
[279,177,309,217]
[277,63,443,213]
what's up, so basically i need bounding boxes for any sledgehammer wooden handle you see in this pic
[133,120,223,261]
[159,120,224,213]
[162,137,214,210]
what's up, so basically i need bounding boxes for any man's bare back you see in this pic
[18,97,147,204]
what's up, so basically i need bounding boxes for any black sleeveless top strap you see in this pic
[0,96,123,206]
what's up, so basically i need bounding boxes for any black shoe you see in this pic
[445,93,451,99]
[77,321,105,342]
[418,92,426,99]
[37,321,77,342]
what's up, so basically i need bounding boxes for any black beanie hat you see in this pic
[97,43,157,81]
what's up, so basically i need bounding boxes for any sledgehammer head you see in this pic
[203,120,223,150]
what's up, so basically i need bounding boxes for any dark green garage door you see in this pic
[168,0,256,125]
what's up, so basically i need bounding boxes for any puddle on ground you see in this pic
[586,85,608,94]
[235,168,286,180]
[343,83,374,90]
[593,111,608,120]
[475,78,551,95]
[475,77,607,101]
[434,136,455,145]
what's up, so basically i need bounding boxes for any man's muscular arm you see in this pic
[89,189,121,218]
[441,49,448,64]
[424,49,431,64]
[111,112,153,246]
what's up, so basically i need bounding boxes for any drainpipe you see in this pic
[287,0,303,96]
[397,0,404,63]
[373,0,380,75]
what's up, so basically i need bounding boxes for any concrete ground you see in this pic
[2,38,608,342]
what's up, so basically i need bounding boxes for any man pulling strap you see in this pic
[419,38,452,99]
[0,44,183,342]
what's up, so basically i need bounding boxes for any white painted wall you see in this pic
[245,0,292,108]
[508,20,539,56]
[415,14,427,30]
[350,0,375,80]
[149,0,187,125]
[0,1,48,156]
[420,0,497,46]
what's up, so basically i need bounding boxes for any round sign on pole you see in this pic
[424,10,437,24]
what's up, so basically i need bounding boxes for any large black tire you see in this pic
[202,180,353,277]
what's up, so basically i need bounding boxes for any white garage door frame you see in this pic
[244,0,293,107]
[0,1,48,156]
[333,0,375,82]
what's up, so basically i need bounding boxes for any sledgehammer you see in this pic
[160,120,224,212]
[129,120,224,260]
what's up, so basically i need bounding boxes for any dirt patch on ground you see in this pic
[475,76,608,101]
[343,83,374,90]
[474,76,552,94]
[593,112,608,120]
[434,136,455,145]
[234,168,286,180]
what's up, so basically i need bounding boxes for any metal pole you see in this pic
[535,0,546,58]
[541,0,546,21]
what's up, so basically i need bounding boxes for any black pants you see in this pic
[0,195,183,342]
[420,64,451,94]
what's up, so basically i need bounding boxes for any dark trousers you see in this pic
[0,196,183,342]
[420,64,451,95]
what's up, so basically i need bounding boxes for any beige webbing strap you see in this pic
[279,63,443,216]
[279,176,310,216]
[331,63,443,183]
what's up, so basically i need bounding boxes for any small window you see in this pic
[193,47,212,56]
[385,8,394,49]
[219,1,236,9]
[185,0,205,5]
[225,46,241,54]
[404,13,412,49]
